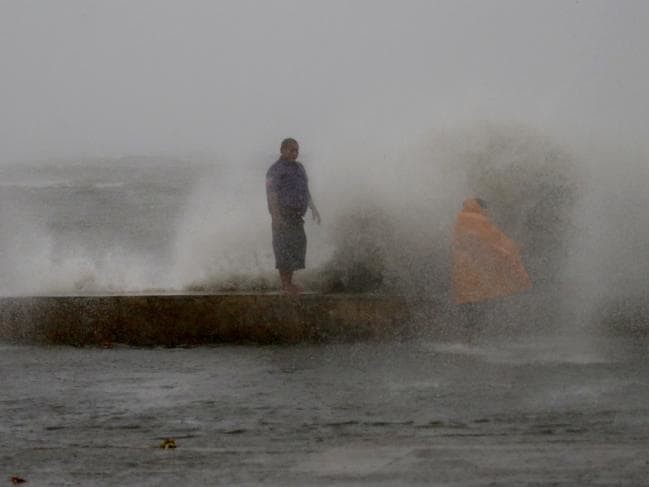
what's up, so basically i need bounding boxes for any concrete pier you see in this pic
[0,293,410,346]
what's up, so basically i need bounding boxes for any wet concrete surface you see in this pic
[2,334,649,486]
[0,294,409,346]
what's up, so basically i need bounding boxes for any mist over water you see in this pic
[0,124,584,320]
[0,119,646,343]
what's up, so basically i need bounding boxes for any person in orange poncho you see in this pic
[452,198,532,324]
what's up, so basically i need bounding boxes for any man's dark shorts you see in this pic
[272,214,306,272]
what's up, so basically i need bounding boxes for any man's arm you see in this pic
[308,192,321,225]
[266,170,284,226]
[267,190,284,226]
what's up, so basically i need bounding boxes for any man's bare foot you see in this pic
[282,283,303,295]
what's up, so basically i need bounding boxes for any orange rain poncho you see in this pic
[452,198,532,304]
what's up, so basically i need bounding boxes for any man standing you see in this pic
[266,138,321,294]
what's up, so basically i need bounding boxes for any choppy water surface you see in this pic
[2,335,649,486]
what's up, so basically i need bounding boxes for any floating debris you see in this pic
[160,438,177,449]
[11,477,27,484]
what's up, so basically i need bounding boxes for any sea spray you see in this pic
[0,124,579,320]
[169,122,578,328]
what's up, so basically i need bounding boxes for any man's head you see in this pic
[475,198,488,209]
[280,138,299,162]
[462,198,488,214]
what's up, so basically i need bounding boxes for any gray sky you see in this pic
[1,0,648,164]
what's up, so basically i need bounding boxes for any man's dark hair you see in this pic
[475,198,488,209]
[281,138,298,150]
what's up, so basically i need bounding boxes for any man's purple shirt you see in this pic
[266,159,310,216]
